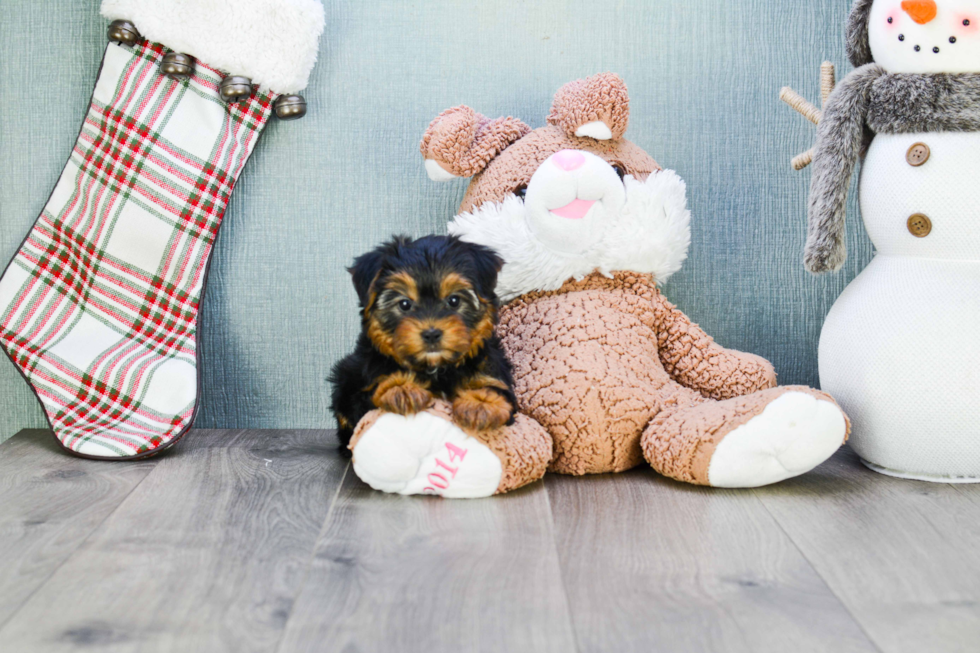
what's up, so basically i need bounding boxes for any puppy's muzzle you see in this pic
[421,328,443,347]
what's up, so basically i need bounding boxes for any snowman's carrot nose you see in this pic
[902,0,938,24]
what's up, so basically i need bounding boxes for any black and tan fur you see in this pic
[329,235,517,451]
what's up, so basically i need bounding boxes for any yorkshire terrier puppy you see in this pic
[330,235,517,450]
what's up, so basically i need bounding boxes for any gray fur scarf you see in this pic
[805,69,980,273]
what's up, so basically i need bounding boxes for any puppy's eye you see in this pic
[612,165,627,180]
[398,299,413,312]
[446,295,462,309]
[514,185,528,200]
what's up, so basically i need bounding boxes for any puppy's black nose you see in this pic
[421,328,443,344]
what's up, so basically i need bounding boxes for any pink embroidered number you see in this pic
[445,442,468,463]
[423,442,469,494]
[434,458,459,478]
[428,473,450,489]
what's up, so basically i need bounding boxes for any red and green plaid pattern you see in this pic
[0,40,276,458]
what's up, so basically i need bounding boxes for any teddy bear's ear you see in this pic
[420,106,531,182]
[547,73,630,141]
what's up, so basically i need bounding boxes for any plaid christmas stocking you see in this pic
[0,0,323,459]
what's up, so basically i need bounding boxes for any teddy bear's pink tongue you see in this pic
[550,198,596,220]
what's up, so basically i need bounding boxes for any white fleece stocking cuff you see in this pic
[100,0,324,93]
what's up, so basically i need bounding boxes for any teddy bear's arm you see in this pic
[651,293,776,401]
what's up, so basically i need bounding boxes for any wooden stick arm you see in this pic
[781,62,835,171]
[820,61,835,106]
[792,148,814,171]
[780,87,822,125]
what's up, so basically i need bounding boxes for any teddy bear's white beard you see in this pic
[448,169,692,303]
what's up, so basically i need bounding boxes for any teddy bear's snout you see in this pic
[517,149,628,255]
[552,149,586,172]
[526,150,626,214]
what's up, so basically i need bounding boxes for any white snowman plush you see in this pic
[802,0,980,481]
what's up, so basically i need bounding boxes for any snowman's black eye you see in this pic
[888,17,893,23]
[965,19,971,26]
[612,164,626,180]
[515,184,528,200]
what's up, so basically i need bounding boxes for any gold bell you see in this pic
[107,20,141,46]
[219,75,253,103]
[161,53,195,79]
[274,95,307,120]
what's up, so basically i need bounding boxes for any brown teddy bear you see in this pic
[348,74,849,498]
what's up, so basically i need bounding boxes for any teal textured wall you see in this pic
[0,0,871,443]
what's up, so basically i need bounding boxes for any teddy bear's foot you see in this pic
[706,390,846,488]
[643,387,848,488]
[349,401,553,498]
[351,411,502,498]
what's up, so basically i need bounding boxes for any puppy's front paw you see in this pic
[373,373,433,416]
[453,388,512,432]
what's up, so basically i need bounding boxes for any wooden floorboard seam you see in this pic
[0,431,160,634]
[761,449,980,652]
[3,433,977,653]
[271,460,351,653]
[755,495,886,653]
[0,429,347,653]
[948,482,980,501]
[540,475,583,653]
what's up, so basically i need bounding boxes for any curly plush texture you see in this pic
[457,126,660,213]
[806,64,885,274]
[653,286,777,399]
[642,386,847,485]
[547,73,630,140]
[410,74,849,489]
[349,400,553,495]
[499,272,781,476]
[421,106,531,178]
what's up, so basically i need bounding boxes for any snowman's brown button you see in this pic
[907,213,932,238]
[906,142,930,166]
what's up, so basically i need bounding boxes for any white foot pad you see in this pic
[708,392,846,488]
[352,412,503,499]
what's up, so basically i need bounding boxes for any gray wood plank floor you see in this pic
[547,472,877,653]
[0,429,977,653]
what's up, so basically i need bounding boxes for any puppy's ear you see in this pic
[420,105,530,181]
[460,241,504,301]
[348,236,410,307]
[348,251,384,308]
[548,73,629,141]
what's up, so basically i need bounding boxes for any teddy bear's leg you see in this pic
[642,387,848,488]
[348,401,552,498]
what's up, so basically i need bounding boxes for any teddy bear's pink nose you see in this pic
[552,149,586,172]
